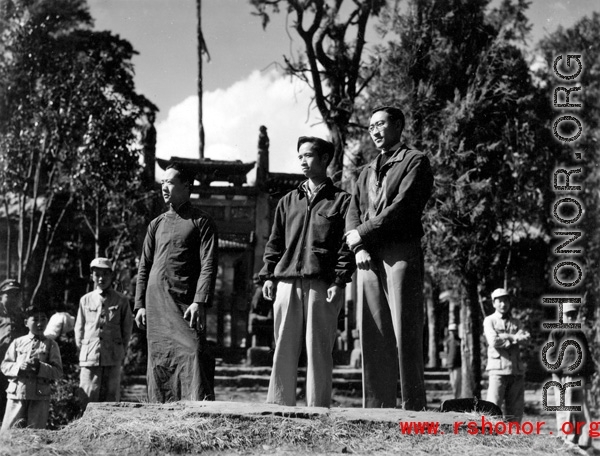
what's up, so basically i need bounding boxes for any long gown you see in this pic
[135,201,218,402]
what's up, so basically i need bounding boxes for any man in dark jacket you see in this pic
[260,136,355,407]
[345,106,434,410]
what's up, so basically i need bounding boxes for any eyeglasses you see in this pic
[368,121,386,133]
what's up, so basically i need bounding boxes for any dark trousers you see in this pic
[357,240,427,410]
[0,372,8,420]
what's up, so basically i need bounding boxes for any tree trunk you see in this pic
[326,122,347,185]
[460,277,482,398]
[424,274,438,368]
[95,201,101,258]
[2,197,11,277]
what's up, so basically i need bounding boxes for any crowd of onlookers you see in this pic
[0,256,132,431]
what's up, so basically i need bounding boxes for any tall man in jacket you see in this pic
[260,136,355,407]
[345,106,434,410]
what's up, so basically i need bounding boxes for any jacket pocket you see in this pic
[81,339,99,363]
[6,381,17,394]
[313,211,342,247]
[36,382,51,397]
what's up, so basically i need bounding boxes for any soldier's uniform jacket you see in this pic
[483,312,526,375]
[1,334,62,400]
[75,288,133,367]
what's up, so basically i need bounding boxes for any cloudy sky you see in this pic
[88,0,598,180]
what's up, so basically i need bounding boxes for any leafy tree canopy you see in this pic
[0,0,157,304]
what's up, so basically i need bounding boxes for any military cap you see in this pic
[491,288,509,300]
[90,257,113,270]
[0,279,21,294]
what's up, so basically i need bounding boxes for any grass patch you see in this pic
[0,409,586,456]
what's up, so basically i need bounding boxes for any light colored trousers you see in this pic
[267,278,342,407]
[449,367,462,399]
[79,365,122,409]
[486,373,525,423]
[1,398,49,430]
[553,374,592,448]
[357,240,427,410]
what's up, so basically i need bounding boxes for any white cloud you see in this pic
[155,69,330,184]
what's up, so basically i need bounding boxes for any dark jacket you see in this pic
[346,145,433,249]
[259,178,355,286]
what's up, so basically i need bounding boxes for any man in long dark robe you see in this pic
[134,163,218,402]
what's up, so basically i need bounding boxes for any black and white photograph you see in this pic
[0,0,598,454]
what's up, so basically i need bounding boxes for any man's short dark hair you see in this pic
[166,162,195,186]
[24,305,51,318]
[297,136,335,166]
[372,105,405,128]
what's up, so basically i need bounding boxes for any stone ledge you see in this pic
[86,400,468,427]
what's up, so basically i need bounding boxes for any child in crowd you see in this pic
[75,258,133,409]
[1,306,63,430]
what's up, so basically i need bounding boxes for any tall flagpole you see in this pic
[197,0,205,158]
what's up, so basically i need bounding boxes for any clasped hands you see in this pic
[513,329,530,343]
[19,357,40,374]
[344,229,375,271]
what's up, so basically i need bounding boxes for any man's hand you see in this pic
[514,329,530,342]
[345,229,362,249]
[262,280,275,301]
[184,302,205,331]
[20,358,40,373]
[355,249,375,271]
[135,308,147,330]
[327,284,343,303]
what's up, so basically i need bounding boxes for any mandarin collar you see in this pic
[169,199,192,214]
[95,288,111,298]
[27,333,46,342]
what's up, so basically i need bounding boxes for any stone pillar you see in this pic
[256,126,269,190]
[253,126,271,275]
[142,110,156,188]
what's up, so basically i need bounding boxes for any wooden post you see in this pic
[197,0,205,158]
[460,279,482,398]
